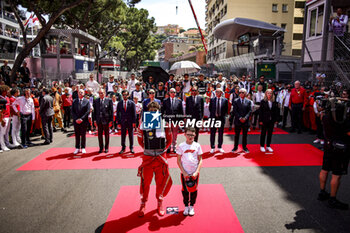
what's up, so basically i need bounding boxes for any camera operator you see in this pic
[318,91,350,210]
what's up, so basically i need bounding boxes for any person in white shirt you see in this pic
[252,84,265,129]
[127,73,138,93]
[86,74,100,96]
[111,94,119,133]
[130,83,145,103]
[9,88,21,147]
[330,8,349,60]
[177,127,203,216]
[64,81,72,95]
[181,95,187,133]
[12,89,35,148]
[313,88,327,145]
[106,75,116,96]
[182,74,192,95]
[238,75,250,94]
[216,73,227,90]
[203,96,210,132]
[0,85,11,151]
[134,96,142,129]
[279,84,292,129]
[330,8,348,37]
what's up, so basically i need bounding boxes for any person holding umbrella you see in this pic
[182,74,193,96]
[142,66,170,93]
[156,82,166,103]
[146,76,156,90]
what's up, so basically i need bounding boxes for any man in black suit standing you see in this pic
[72,89,91,155]
[209,88,228,153]
[93,89,113,153]
[231,88,252,153]
[117,90,136,154]
[162,88,183,153]
[186,86,204,142]
[39,88,55,145]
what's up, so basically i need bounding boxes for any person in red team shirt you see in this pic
[9,88,21,147]
[289,81,307,134]
[61,87,73,131]
[137,101,173,217]
[0,85,11,151]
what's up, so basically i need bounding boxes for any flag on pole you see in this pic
[24,14,33,27]
[24,14,39,28]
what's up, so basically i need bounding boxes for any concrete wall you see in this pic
[25,57,41,79]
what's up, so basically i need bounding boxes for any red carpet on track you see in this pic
[17,144,323,171]
[68,128,288,138]
[101,184,243,233]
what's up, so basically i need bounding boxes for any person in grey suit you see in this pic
[93,89,114,153]
[71,89,91,154]
[209,88,228,153]
[231,88,252,153]
[39,88,55,145]
[186,86,204,142]
[162,88,183,153]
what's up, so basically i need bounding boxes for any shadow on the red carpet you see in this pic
[95,210,186,233]
[215,152,241,160]
[92,152,142,161]
[201,151,213,159]
[46,151,100,160]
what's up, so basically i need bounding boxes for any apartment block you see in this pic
[205,0,306,64]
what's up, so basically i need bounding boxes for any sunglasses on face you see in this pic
[149,92,155,94]
[239,92,245,94]
[186,134,195,137]
[170,91,175,93]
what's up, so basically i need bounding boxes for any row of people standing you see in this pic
[72,88,137,155]
[69,84,280,155]
[0,85,57,151]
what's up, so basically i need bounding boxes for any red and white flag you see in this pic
[24,14,39,28]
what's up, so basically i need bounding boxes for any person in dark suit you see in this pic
[231,88,252,153]
[39,88,55,145]
[117,90,136,154]
[209,88,228,153]
[71,89,91,155]
[186,86,204,142]
[259,89,280,153]
[142,89,161,112]
[162,88,183,153]
[93,89,113,153]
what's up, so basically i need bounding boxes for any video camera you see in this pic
[322,97,350,123]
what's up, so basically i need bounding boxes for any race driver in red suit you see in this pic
[137,101,173,217]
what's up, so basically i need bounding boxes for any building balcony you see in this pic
[1,11,17,23]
